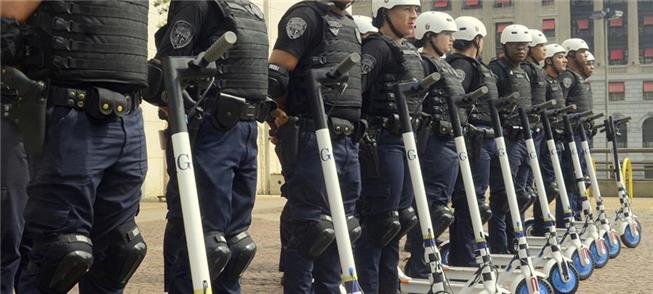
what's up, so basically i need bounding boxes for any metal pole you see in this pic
[604,17,610,174]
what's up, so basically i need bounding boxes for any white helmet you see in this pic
[372,0,421,17]
[561,38,589,52]
[544,43,566,59]
[414,11,457,41]
[529,29,547,47]
[500,24,532,44]
[353,15,378,34]
[453,16,487,41]
[586,51,595,62]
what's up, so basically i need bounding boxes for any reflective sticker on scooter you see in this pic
[632,222,639,237]
[611,231,618,243]
[582,248,591,265]
[530,277,540,293]
[599,239,607,255]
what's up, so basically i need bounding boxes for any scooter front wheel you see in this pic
[515,277,554,294]
[548,262,579,294]
[571,247,593,280]
[589,239,609,268]
[621,219,642,248]
[605,230,621,258]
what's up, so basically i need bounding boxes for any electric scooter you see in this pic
[602,116,641,248]
[307,53,364,293]
[163,32,238,293]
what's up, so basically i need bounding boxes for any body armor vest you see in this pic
[446,53,498,125]
[563,70,592,113]
[27,1,148,87]
[521,61,546,105]
[492,58,532,109]
[364,34,424,117]
[545,74,565,108]
[422,55,465,123]
[211,0,269,102]
[287,2,362,118]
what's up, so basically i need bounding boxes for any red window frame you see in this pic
[542,19,556,31]
[577,19,589,30]
[609,82,625,93]
[610,48,625,61]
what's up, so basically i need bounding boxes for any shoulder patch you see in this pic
[455,69,466,81]
[361,53,376,75]
[170,20,193,49]
[562,77,573,88]
[286,17,308,40]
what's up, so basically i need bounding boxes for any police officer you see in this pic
[11,1,149,293]
[149,1,269,293]
[446,16,498,266]
[269,1,362,293]
[583,51,595,79]
[354,15,378,40]
[558,38,592,220]
[487,24,533,254]
[356,0,421,292]
[532,43,568,235]
[516,29,548,203]
[404,11,460,278]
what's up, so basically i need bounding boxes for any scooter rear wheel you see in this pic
[548,262,579,294]
[621,219,642,248]
[516,277,554,294]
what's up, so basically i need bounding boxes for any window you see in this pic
[609,82,625,101]
[616,122,628,148]
[432,0,450,10]
[643,117,653,148]
[542,18,556,38]
[463,0,482,9]
[639,2,653,64]
[607,0,628,65]
[609,17,624,28]
[495,0,512,8]
[542,0,554,6]
[576,19,589,30]
[644,81,653,100]
[495,22,512,58]
[570,0,594,50]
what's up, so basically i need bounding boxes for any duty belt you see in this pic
[48,85,141,116]
[300,117,357,137]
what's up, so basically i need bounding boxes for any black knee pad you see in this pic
[397,207,418,239]
[87,220,147,289]
[292,215,335,259]
[205,231,231,280]
[431,205,454,238]
[222,231,257,280]
[346,215,362,244]
[478,201,493,224]
[362,211,401,247]
[517,186,537,213]
[35,234,94,293]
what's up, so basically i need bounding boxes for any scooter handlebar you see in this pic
[498,91,520,106]
[416,72,441,92]
[529,99,557,113]
[545,104,576,116]
[460,86,489,104]
[190,31,238,68]
[327,53,361,80]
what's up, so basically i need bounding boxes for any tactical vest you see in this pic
[545,74,565,108]
[422,55,465,122]
[211,0,268,102]
[446,53,498,125]
[563,70,592,113]
[287,2,362,118]
[364,34,424,117]
[521,62,547,105]
[27,1,148,87]
[492,58,532,109]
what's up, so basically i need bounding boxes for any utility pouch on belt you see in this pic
[275,116,300,168]
[416,116,433,155]
[211,93,247,130]
[359,127,381,179]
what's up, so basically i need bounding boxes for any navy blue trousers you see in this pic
[1,118,29,294]
[405,134,458,277]
[488,137,529,254]
[164,117,258,294]
[280,130,360,294]
[556,135,592,227]
[20,106,147,294]
[355,129,412,294]
[449,133,496,266]
[533,138,563,235]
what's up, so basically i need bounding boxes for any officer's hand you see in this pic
[267,109,289,145]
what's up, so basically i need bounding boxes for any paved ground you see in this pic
[122,196,652,294]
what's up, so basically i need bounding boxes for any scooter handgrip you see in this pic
[327,53,361,79]
[529,99,556,113]
[584,112,604,123]
[498,91,520,105]
[547,104,576,115]
[460,86,489,104]
[416,72,442,91]
[203,31,238,64]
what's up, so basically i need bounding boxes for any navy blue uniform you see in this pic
[446,53,498,266]
[1,113,29,294]
[274,2,362,293]
[156,1,267,293]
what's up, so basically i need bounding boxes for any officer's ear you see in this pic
[546,59,552,65]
